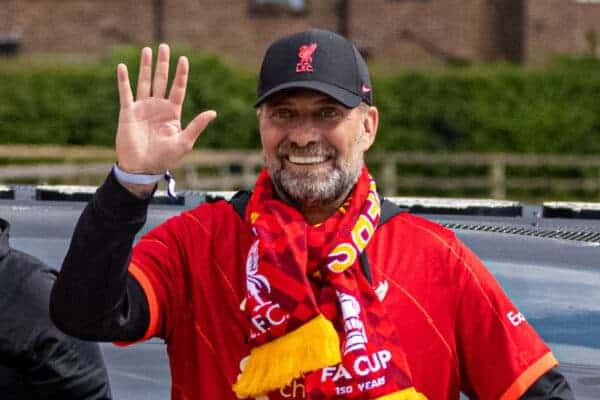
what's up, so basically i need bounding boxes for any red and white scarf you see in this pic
[234,167,426,400]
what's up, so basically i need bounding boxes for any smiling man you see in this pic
[259,89,375,223]
[51,29,573,399]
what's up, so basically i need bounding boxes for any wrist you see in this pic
[112,164,160,199]
[112,164,178,200]
[113,163,163,185]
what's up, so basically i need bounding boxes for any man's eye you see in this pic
[319,107,341,119]
[271,109,293,119]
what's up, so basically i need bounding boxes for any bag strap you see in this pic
[360,195,405,284]
[230,190,252,220]
[228,191,405,284]
[378,194,405,226]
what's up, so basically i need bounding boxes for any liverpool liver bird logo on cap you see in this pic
[296,43,318,72]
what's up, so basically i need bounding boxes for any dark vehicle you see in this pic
[2,185,599,399]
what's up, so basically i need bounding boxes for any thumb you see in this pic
[180,110,218,149]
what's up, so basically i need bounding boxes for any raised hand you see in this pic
[115,44,217,175]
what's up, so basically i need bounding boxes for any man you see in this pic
[51,29,573,399]
[0,218,112,399]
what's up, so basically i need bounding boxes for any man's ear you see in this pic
[360,106,378,151]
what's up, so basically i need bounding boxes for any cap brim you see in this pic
[254,81,362,108]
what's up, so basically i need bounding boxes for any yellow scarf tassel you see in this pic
[233,314,341,398]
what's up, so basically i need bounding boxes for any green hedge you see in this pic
[1,48,600,153]
[374,58,600,154]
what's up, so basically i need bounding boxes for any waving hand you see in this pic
[115,44,216,175]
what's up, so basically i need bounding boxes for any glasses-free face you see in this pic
[263,100,354,131]
[258,89,378,214]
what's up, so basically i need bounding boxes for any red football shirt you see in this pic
[127,200,557,399]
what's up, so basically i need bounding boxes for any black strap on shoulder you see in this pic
[359,252,373,284]
[360,196,405,284]
[230,190,252,220]
[378,194,405,226]
[228,191,405,285]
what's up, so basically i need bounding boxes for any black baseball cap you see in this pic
[255,29,373,108]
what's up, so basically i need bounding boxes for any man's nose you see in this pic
[287,120,321,147]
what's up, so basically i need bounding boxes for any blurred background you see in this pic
[1,0,600,203]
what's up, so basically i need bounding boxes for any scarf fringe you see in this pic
[375,387,429,400]
[233,314,341,398]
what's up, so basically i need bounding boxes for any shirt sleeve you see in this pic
[51,171,152,342]
[521,368,574,399]
[126,207,212,342]
[452,238,558,400]
[125,221,181,341]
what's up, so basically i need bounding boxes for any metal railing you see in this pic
[0,145,599,201]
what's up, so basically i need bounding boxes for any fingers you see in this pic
[168,56,189,112]
[181,110,218,149]
[129,45,190,113]
[116,64,134,109]
[152,44,170,98]
[136,47,152,100]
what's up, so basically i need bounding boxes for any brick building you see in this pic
[2,0,600,66]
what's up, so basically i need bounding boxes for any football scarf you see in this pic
[233,167,427,400]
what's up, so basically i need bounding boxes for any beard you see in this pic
[264,140,363,208]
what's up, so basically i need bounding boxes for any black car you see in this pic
[2,185,599,399]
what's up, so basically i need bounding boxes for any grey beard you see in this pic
[270,159,362,207]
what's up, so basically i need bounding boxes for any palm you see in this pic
[117,99,182,173]
[115,45,216,174]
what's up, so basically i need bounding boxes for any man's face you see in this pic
[258,89,377,208]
